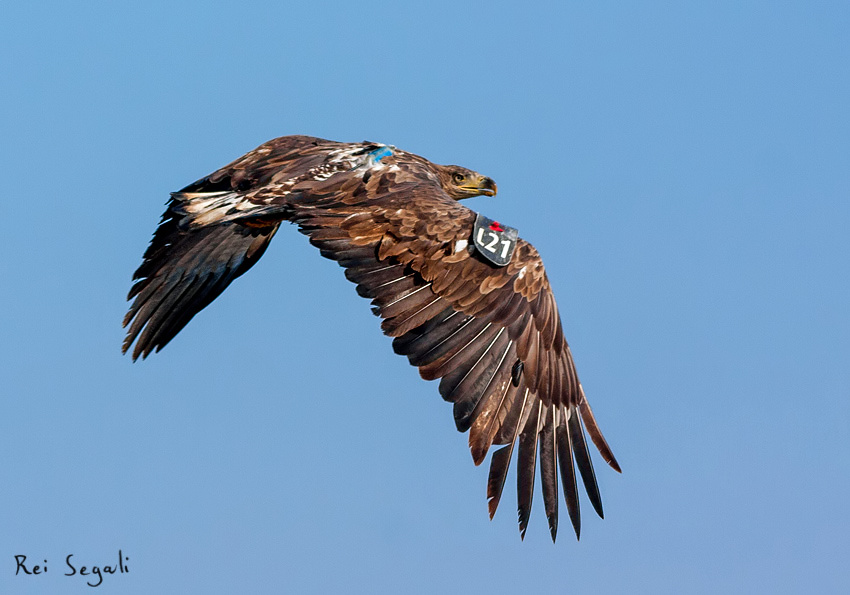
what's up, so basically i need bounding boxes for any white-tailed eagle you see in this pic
[123,135,620,541]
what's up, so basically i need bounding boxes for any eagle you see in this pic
[123,135,620,541]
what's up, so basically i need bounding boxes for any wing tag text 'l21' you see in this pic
[472,213,518,267]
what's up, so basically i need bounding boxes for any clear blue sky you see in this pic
[3,1,848,593]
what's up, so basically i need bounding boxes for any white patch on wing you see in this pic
[173,191,242,227]
[454,239,468,253]
[312,169,338,181]
[311,143,396,182]
[517,266,528,279]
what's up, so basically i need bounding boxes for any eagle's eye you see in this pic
[452,172,465,184]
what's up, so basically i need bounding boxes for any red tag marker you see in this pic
[489,221,504,232]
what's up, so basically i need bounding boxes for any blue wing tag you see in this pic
[472,213,518,267]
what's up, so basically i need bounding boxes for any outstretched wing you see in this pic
[286,179,620,542]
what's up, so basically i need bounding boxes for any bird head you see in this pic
[437,165,498,200]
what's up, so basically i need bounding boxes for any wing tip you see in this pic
[469,430,489,466]
[578,391,621,474]
[487,497,499,520]
[547,515,558,543]
[121,335,136,359]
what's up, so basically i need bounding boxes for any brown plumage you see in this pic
[123,135,620,541]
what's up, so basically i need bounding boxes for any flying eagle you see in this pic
[123,135,620,541]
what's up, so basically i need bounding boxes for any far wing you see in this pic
[123,135,362,359]
[122,191,279,360]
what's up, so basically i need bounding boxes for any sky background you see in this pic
[2,1,848,593]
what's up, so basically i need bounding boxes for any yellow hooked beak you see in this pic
[461,174,498,197]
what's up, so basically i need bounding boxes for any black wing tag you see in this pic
[472,213,518,267]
